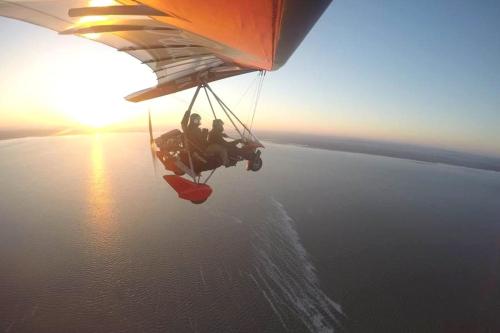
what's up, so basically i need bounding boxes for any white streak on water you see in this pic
[232,217,244,224]
[252,198,345,332]
[261,289,289,330]
[199,265,206,286]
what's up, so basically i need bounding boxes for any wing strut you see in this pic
[68,5,167,17]
[202,81,263,146]
[184,85,202,182]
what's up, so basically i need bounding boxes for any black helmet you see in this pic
[189,113,201,126]
[212,119,224,126]
[212,119,224,131]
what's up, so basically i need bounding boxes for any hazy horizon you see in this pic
[1,128,499,174]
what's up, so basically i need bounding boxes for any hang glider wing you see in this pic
[0,0,331,102]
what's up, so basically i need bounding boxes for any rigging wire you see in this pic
[249,71,266,133]
[241,70,266,138]
[243,72,262,135]
[235,72,261,109]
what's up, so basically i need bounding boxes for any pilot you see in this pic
[181,111,208,152]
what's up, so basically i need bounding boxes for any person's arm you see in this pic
[221,133,242,144]
[220,133,231,144]
[214,133,227,146]
[181,110,190,132]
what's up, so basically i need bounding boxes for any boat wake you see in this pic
[250,198,345,332]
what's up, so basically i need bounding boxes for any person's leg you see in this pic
[228,145,254,160]
[220,148,229,167]
[206,144,229,167]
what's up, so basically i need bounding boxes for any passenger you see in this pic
[206,119,242,167]
[181,110,208,152]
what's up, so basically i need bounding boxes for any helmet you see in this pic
[212,119,224,126]
[189,113,201,125]
[212,119,224,130]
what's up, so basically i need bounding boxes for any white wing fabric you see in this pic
[0,0,331,102]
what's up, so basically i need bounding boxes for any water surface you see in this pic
[0,133,498,332]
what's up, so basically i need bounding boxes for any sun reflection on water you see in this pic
[87,134,115,251]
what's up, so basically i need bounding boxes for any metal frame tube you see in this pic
[184,85,202,182]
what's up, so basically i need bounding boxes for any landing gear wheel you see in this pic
[248,156,263,172]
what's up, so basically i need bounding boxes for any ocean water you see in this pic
[0,133,498,332]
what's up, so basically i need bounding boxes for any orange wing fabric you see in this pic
[137,0,283,70]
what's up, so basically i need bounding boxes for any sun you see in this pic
[74,108,114,128]
[53,86,132,128]
[49,58,146,129]
[60,96,133,128]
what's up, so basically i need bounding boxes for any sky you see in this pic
[0,0,499,156]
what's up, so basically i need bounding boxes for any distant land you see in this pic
[1,128,499,173]
[257,131,500,173]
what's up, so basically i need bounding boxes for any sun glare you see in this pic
[79,0,117,39]
[58,91,142,129]
[54,87,133,129]
[89,0,115,6]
